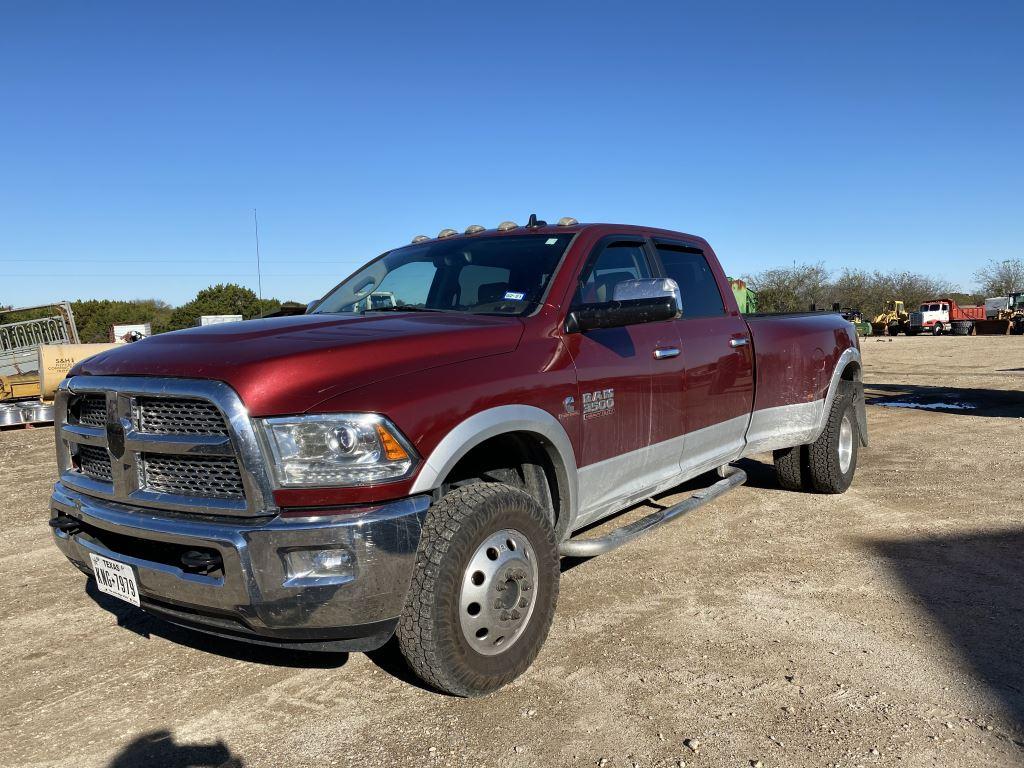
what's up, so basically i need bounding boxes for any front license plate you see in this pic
[89,553,140,607]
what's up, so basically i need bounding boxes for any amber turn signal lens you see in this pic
[376,423,410,461]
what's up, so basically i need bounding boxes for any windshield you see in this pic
[313,234,574,316]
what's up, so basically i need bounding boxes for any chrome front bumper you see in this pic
[51,483,430,651]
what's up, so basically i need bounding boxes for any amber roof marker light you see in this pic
[497,220,518,231]
[556,216,578,226]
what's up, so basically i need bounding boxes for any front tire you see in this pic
[398,483,559,696]
[806,382,860,493]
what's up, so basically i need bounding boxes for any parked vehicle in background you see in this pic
[111,323,152,343]
[841,308,872,337]
[727,277,757,313]
[49,217,867,696]
[976,292,1024,335]
[198,315,244,326]
[871,300,908,336]
[908,298,985,336]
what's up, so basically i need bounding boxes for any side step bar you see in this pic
[559,465,747,558]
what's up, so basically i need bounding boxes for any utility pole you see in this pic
[254,208,264,318]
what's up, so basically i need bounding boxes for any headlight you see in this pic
[258,414,417,487]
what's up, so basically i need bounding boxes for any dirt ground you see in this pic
[2,335,1023,768]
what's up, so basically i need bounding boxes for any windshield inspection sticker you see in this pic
[545,238,558,245]
[503,291,526,301]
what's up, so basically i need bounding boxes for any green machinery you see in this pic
[727,277,757,313]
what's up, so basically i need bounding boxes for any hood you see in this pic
[72,313,524,416]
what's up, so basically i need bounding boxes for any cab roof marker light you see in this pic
[464,224,485,235]
[437,228,459,239]
[497,221,518,231]
[556,217,578,226]
[411,235,430,243]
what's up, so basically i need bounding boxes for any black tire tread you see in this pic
[773,445,806,491]
[806,384,858,494]
[397,482,558,697]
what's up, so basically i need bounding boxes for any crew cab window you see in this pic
[574,242,651,304]
[655,245,725,318]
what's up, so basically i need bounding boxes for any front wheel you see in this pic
[933,323,944,336]
[398,483,559,696]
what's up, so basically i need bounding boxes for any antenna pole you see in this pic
[253,208,264,318]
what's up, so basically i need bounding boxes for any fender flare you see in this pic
[409,404,580,530]
[815,346,867,446]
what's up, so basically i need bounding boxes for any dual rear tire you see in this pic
[773,381,860,494]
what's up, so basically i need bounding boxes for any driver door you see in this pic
[562,237,685,527]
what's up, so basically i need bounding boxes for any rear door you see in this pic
[652,240,754,475]
[563,237,685,525]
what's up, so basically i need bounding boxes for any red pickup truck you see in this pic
[50,218,867,695]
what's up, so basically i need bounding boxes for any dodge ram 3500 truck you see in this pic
[50,218,867,696]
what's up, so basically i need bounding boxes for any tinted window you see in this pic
[458,264,512,305]
[655,245,725,318]
[575,242,651,304]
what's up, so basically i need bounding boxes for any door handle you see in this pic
[729,337,749,348]
[653,347,680,359]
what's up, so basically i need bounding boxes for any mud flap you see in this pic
[846,379,869,447]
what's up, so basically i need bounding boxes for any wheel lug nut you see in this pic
[493,600,503,609]
[511,609,521,620]
[495,582,506,591]
[522,584,532,592]
[519,598,528,608]
[500,610,510,621]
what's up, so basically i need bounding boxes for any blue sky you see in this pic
[2,1,1021,307]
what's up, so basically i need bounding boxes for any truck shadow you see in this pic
[84,579,349,670]
[870,530,1024,735]
[865,383,1024,417]
[106,730,243,768]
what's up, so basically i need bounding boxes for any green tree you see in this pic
[167,284,280,330]
[974,258,1024,297]
[70,299,175,342]
[743,263,832,313]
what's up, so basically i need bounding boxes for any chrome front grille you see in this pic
[76,395,107,427]
[136,397,229,436]
[142,453,245,500]
[55,377,276,517]
[77,444,113,483]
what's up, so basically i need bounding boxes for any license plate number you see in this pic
[89,553,140,607]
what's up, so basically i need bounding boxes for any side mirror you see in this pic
[305,300,321,314]
[566,278,681,333]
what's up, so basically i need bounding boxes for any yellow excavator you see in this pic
[871,300,909,336]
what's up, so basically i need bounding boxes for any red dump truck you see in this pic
[908,298,986,335]
[50,217,867,695]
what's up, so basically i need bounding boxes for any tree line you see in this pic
[742,258,1022,316]
[2,284,301,343]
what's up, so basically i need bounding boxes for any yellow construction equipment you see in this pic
[871,300,909,336]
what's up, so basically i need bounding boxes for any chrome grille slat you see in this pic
[141,453,245,500]
[77,395,107,427]
[137,397,229,436]
[77,444,113,483]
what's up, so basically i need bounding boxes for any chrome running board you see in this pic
[559,466,747,558]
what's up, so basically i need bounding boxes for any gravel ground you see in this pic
[2,335,1023,768]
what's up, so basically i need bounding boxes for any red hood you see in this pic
[72,313,524,416]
